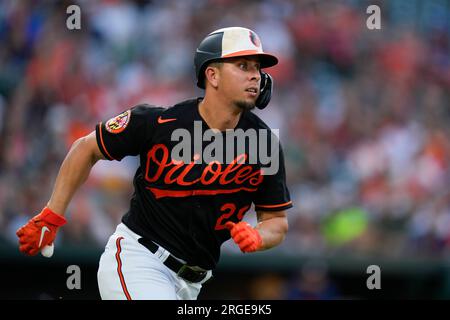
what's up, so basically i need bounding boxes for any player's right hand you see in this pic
[16,207,67,256]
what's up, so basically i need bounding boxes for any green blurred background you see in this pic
[1,0,450,299]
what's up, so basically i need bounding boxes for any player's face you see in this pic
[219,56,261,111]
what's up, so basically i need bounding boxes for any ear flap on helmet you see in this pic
[256,71,273,109]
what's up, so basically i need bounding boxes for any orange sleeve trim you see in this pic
[115,237,132,300]
[98,122,116,160]
[255,201,292,209]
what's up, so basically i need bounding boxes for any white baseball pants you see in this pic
[97,223,212,300]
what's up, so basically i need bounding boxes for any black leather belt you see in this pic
[138,237,208,283]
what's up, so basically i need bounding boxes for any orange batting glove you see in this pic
[16,207,67,256]
[225,221,263,253]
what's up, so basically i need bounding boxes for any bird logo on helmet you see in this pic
[249,31,261,48]
[194,27,277,109]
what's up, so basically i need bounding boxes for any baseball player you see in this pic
[16,27,293,300]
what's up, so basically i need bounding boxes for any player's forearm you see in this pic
[255,216,288,250]
[47,135,101,215]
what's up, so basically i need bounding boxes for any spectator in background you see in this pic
[286,260,340,300]
[249,273,286,300]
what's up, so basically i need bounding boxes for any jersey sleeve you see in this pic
[253,138,293,212]
[95,104,163,161]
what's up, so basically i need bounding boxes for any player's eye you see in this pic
[238,62,247,70]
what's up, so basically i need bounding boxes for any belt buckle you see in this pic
[177,265,207,283]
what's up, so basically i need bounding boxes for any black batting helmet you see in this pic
[194,27,278,109]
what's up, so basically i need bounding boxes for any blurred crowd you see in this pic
[0,0,449,264]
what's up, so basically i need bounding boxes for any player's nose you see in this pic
[248,68,260,82]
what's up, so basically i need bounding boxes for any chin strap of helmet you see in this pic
[256,71,273,109]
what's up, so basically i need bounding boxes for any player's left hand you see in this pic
[16,207,67,256]
[225,221,262,253]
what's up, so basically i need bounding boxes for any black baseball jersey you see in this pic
[95,98,292,269]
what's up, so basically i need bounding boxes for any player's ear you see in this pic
[204,65,220,89]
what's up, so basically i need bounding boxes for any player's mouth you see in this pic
[245,87,259,98]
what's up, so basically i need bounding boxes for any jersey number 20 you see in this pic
[215,203,250,231]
